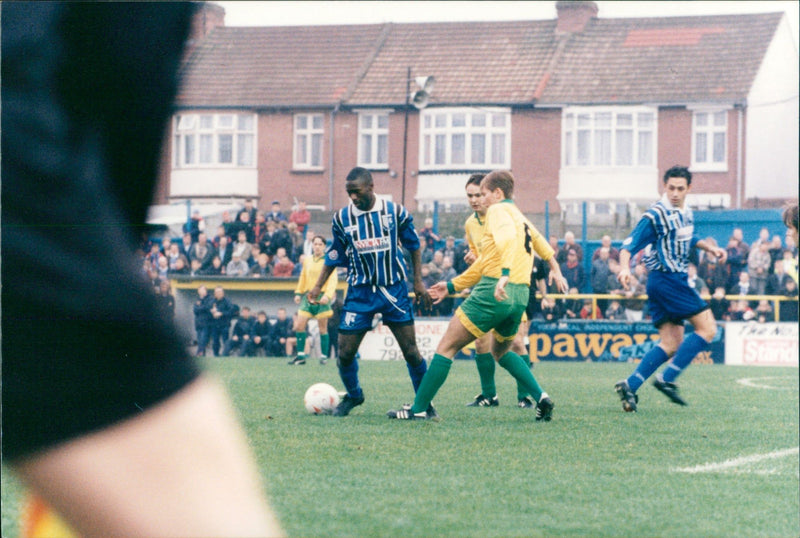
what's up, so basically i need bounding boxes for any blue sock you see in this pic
[339,359,363,399]
[661,333,709,383]
[627,345,669,392]
[407,358,428,393]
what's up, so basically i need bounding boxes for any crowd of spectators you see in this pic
[541,227,798,322]
[140,199,315,285]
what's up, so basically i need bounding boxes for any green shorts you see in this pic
[297,295,333,319]
[456,277,529,341]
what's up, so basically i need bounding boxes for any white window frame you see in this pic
[293,113,325,170]
[690,107,729,172]
[356,110,391,169]
[562,106,657,169]
[173,113,256,168]
[419,107,511,170]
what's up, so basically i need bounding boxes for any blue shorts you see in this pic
[646,270,708,328]
[339,281,415,333]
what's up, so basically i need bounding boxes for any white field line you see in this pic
[736,376,798,390]
[673,447,799,474]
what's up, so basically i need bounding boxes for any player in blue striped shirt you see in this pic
[615,166,727,411]
[308,167,433,416]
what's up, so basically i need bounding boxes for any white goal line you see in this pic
[673,447,799,474]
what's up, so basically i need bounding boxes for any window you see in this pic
[294,113,324,169]
[420,108,510,170]
[563,107,656,168]
[357,111,389,168]
[173,113,255,168]
[691,109,727,171]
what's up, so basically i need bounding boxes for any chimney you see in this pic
[556,1,598,34]
[186,2,225,50]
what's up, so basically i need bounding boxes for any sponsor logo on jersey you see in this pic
[354,236,390,254]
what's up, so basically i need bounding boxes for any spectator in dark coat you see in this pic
[560,248,586,291]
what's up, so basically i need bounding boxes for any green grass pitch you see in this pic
[3,359,798,537]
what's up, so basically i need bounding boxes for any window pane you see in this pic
[491,133,505,164]
[296,135,306,164]
[199,134,213,163]
[361,135,372,164]
[435,114,447,128]
[577,130,590,165]
[423,135,431,165]
[695,133,707,163]
[595,112,612,128]
[361,115,372,129]
[637,113,653,128]
[471,134,485,164]
[218,134,233,163]
[311,133,322,166]
[296,116,307,130]
[377,114,389,129]
[713,111,726,126]
[564,113,574,129]
[471,113,486,127]
[178,115,196,130]
[199,115,213,129]
[564,132,572,165]
[184,134,195,164]
[174,135,180,167]
[617,113,633,127]
[237,134,254,166]
[424,115,431,129]
[312,115,324,129]
[237,114,254,131]
[638,131,653,165]
[218,115,234,129]
[577,114,591,127]
[491,114,506,128]
[615,129,633,166]
[695,112,708,127]
[713,132,725,163]
[594,129,611,165]
[377,134,388,164]
[434,134,446,164]
[452,113,466,127]
[451,133,465,164]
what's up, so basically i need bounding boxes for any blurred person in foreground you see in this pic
[1,3,281,536]
[614,166,726,412]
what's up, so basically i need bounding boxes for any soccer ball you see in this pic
[304,383,340,415]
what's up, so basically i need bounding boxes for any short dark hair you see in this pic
[783,203,798,231]
[663,165,692,185]
[465,173,485,189]
[346,166,373,185]
[482,170,515,198]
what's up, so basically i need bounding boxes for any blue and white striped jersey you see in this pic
[325,198,420,286]
[621,196,699,273]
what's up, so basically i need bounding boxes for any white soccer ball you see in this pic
[304,383,340,415]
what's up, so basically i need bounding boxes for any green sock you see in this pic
[498,351,543,402]
[516,380,530,401]
[411,354,452,414]
[474,352,497,398]
[296,331,306,357]
[320,333,330,358]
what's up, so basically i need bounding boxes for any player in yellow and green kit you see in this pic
[388,170,569,421]
[461,174,544,409]
[290,235,338,365]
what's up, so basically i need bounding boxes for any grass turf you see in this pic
[3,359,798,537]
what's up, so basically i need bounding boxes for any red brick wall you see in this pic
[658,107,739,204]
[511,108,562,214]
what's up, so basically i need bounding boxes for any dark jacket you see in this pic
[193,294,214,329]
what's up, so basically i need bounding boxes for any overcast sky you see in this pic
[216,1,798,48]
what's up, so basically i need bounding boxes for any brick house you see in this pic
[158,1,798,220]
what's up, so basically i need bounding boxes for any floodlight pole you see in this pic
[401,66,411,207]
